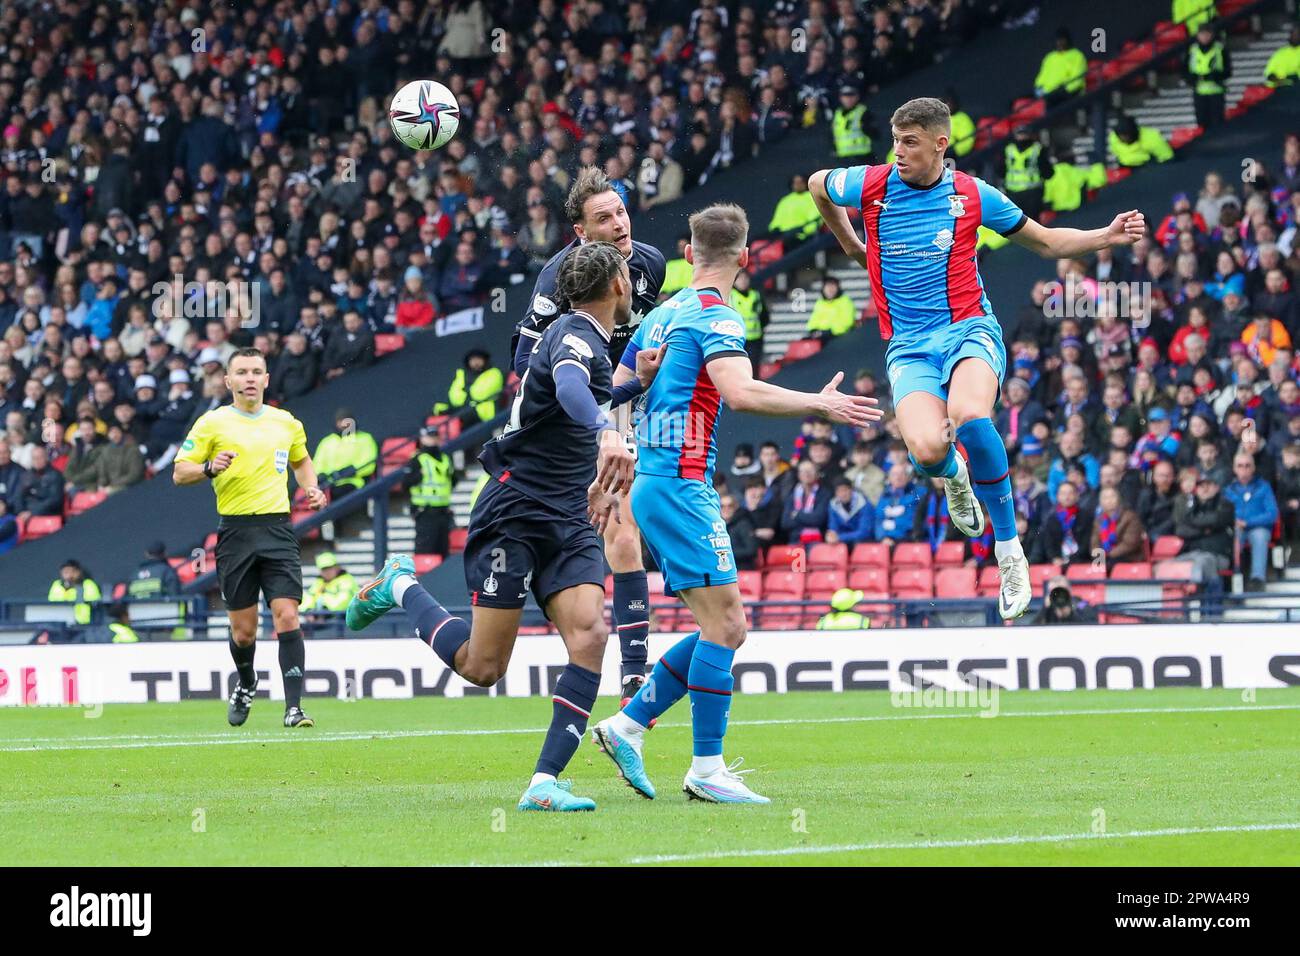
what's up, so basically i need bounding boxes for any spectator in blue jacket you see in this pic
[437,241,488,313]
[1047,430,1101,502]
[781,459,830,544]
[826,478,873,544]
[1224,452,1280,590]
[874,463,923,543]
[1132,406,1182,474]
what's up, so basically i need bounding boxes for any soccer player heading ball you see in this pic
[808,96,1145,619]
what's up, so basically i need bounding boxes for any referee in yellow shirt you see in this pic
[174,347,326,728]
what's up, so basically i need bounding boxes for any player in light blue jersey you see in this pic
[809,96,1145,619]
[588,203,882,804]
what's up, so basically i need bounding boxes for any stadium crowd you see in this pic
[0,0,1036,552]
[722,130,1300,599]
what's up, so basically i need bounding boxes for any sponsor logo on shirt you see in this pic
[932,228,955,251]
[562,333,593,358]
[710,319,745,338]
[533,295,557,317]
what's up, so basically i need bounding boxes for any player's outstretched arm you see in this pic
[808,169,868,269]
[1010,210,1146,259]
[708,356,881,426]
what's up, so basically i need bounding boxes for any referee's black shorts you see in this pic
[215,512,303,611]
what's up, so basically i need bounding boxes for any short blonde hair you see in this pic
[688,203,749,267]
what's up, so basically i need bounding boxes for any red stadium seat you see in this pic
[1067,563,1106,604]
[977,565,1000,597]
[449,527,468,553]
[890,567,933,599]
[935,566,977,598]
[807,542,848,570]
[413,554,443,574]
[1168,126,1202,150]
[850,542,890,569]
[1067,563,1106,580]
[737,570,762,601]
[23,515,63,540]
[646,572,666,597]
[806,569,847,599]
[204,532,219,551]
[934,540,965,567]
[765,544,804,570]
[68,490,108,516]
[1030,563,1058,594]
[1154,560,1197,601]
[1110,562,1152,580]
[848,567,889,595]
[374,333,406,357]
[758,362,782,380]
[891,542,932,569]
[762,569,806,599]
[1151,536,1183,560]
[783,339,823,363]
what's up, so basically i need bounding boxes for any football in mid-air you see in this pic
[389,79,461,151]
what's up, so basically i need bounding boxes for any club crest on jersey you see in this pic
[948,194,967,217]
[274,449,288,473]
[932,228,954,251]
[710,319,745,338]
[562,333,593,358]
[636,274,648,295]
[533,294,557,317]
[716,550,733,573]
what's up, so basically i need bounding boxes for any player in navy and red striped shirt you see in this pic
[809,96,1145,619]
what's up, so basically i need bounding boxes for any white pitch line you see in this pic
[3,702,1298,753]
[621,822,1300,865]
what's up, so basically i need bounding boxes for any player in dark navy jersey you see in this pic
[511,168,668,713]
[346,243,664,812]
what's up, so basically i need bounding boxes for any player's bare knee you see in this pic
[272,609,299,633]
[911,436,948,467]
[229,626,256,647]
[709,610,747,650]
[605,528,642,571]
[946,404,984,431]
[460,657,506,687]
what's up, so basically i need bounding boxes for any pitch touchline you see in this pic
[619,822,1300,864]
[4,702,1297,752]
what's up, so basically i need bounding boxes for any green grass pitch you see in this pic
[4,687,1298,866]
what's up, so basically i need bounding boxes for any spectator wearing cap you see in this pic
[1224,452,1280,590]
[1132,407,1182,473]
[830,85,875,163]
[47,558,102,626]
[302,551,359,614]
[396,265,436,332]
[146,369,197,467]
[1175,471,1235,600]
[127,541,181,600]
[313,408,378,500]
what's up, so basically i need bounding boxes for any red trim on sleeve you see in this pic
[947,171,985,324]
[859,165,894,339]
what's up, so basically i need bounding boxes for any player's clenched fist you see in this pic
[1107,210,1146,245]
[208,450,237,475]
[816,371,883,427]
[634,345,665,389]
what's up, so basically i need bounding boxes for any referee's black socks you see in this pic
[229,637,257,688]
[277,628,305,710]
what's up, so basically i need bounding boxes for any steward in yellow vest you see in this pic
[661,238,692,297]
[1263,26,1300,88]
[302,551,358,612]
[768,174,821,242]
[313,408,378,497]
[816,588,871,630]
[1034,29,1088,103]
[1174,0,1216,34]
[1186,25,1230,129]
[432,348,503,425]
[831,86,874,161]
[404,425,457,556]
[731,270,768,372]
[48,560,101,625]
[1001,128,1052,220]
[1044,161,1108,213]
[806,277,857,340]
[1108,116,1174,167]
